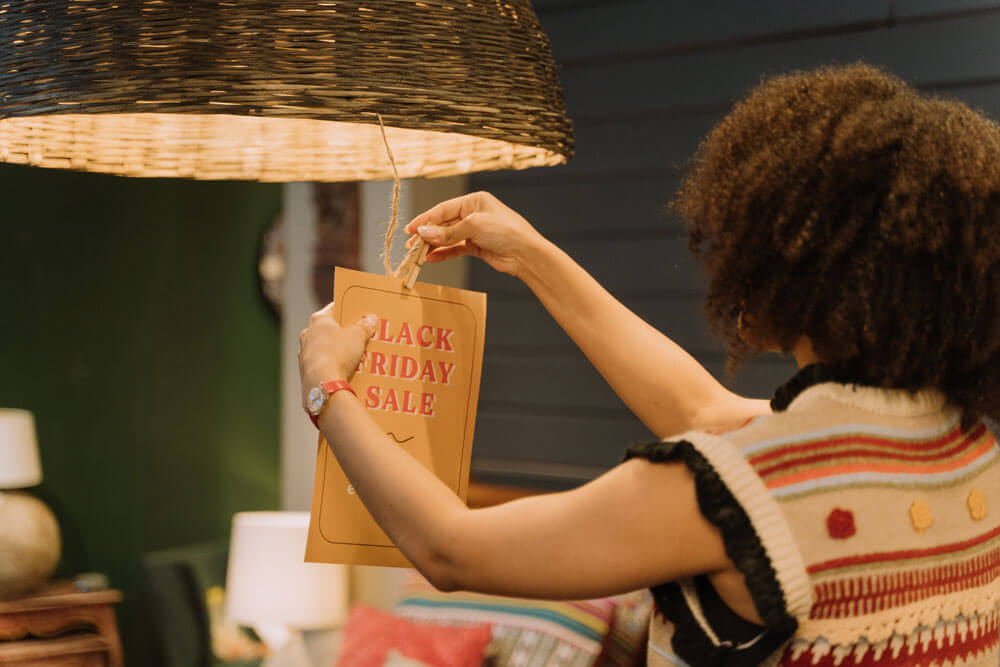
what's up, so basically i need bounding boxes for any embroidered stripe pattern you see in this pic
[752,429,999,499]
[755,424,990,475]
[810,546,1000,619]
[734,417,963,457]
[808,525,1000,575]
[781,609,1000,666]
[752,424,994,489]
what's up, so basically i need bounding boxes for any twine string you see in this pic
[376,113,401,277]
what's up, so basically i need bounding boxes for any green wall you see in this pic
[0,163,282,659]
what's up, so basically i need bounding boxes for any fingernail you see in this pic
[362,314,377,329]
[417,225,439,240]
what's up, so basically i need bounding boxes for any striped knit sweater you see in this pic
[627,365,1000,667]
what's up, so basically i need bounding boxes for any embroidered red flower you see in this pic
[826,508,856,539]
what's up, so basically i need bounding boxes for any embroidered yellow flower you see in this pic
[968,488,988,521]
[909,499,933,533]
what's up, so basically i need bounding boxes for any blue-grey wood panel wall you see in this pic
[468,0,1000,487]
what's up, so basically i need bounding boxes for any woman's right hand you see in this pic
[404,191,543,278]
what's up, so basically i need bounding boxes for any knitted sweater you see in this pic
[627,364,1000,666]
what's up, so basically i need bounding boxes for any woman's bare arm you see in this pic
[406,192,770,438]
[516,235,769,437]
[317,387,735,600]
[299,308,759,623]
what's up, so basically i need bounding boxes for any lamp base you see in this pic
[0,490,61,600]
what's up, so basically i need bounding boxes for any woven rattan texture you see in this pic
[0,1,573,181]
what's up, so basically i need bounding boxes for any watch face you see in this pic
[306,386,327,415]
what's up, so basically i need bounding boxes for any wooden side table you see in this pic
[0,582,123,667]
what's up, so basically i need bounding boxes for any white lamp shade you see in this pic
[225,512,348,630]
[0,409,42,489]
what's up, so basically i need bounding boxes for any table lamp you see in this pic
[225,512,348,667]
[0,408,61,599]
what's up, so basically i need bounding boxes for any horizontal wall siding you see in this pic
[894,1,1000,18]
[472,237,705,294]
[483,295,717,354]
[467,0,1000,487]
[558,11,1000,118]
[541,1,887,64]
[478,176,682,239]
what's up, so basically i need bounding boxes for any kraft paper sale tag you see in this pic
[305,267,487,567]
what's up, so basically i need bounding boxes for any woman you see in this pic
[298,64,1000,665]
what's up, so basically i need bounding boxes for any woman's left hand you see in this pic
[298,303,377,406]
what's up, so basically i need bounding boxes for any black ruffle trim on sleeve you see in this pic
[624,440,797,663]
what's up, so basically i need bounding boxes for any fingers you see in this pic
[405,195,468,233]
[349,314,377,369]
[414,216,478,248]
[358,314,377,339]
[405,191,491,234]
[404,211,465,248]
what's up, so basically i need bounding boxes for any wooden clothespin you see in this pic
[394,237,431,289]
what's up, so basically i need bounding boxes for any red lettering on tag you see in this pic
[365,385,380,409]
[418,360,436,383]
[436,328,455,352]
[377,318,393,342]
[396,322,414,346]
[401,390,418,414]
[381,388,400,412]
[420,392,436,417]
[437,361,456,385]
[370,351,387,376]
[417,325,434,348]
[400,356,419,380]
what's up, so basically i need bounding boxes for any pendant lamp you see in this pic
[0,1,573,182]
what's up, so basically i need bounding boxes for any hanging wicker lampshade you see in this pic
[0,1,573,182]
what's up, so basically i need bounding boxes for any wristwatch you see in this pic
[306,380,357,427]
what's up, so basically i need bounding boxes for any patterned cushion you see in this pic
[395,572,618,667]
[337,604,492,667]
[596,590,653,667]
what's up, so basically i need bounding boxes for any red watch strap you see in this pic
[321,380,357,396]
[310,380,357,428]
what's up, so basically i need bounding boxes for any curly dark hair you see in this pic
[674,63,1000,425]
